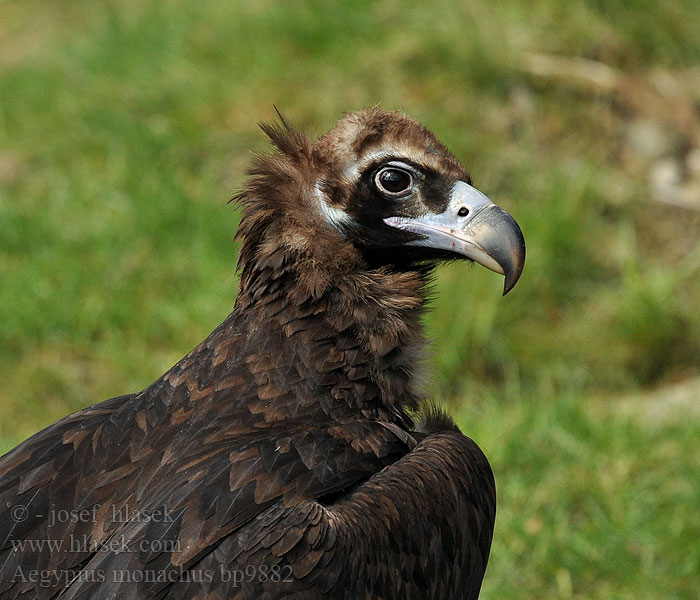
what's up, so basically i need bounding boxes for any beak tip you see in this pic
[502,279,517,296]
[502,275,517,296]
[501,241,525,296]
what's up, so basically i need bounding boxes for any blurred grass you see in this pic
[1,1,699,598]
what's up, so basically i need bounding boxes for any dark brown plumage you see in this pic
[0,108,525,599]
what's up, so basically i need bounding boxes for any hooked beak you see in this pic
[384,181,525,294]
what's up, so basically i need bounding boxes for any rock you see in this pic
[626,119,681,161]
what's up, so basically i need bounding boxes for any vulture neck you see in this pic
[232,236,428,427]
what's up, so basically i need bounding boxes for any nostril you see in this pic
[457,207,469,217]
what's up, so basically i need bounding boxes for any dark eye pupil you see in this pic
[378,169,411,193]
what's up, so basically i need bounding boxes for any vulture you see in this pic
[0,108,525,600]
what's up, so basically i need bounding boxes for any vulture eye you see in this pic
[375,167,413,196]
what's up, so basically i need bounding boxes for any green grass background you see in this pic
[1,1,699,598]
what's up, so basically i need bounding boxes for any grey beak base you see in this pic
[384,182,525,294]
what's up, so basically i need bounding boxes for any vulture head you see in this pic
[236,107,525,297]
